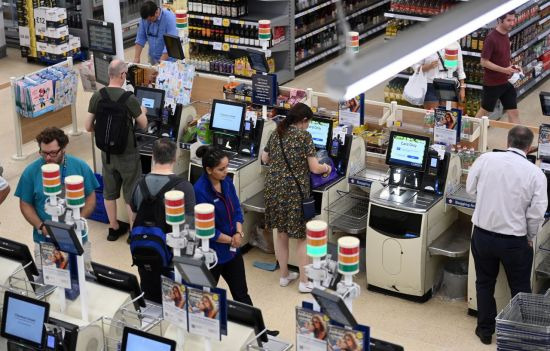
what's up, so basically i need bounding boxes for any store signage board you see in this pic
[87,19,116,55]
[338,94,365,126]
[433,107,462,146]
[538,124,550,161]
[252,74,277,106]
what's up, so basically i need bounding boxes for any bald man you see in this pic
[85,59,148,242]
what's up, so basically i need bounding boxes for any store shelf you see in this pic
[188,13,259,27]
[517,69,550,98]
[295,44,343,70]
[510,15,540,37]
[540,0,550,11]
[462,50,481,57]
[511,29,549,58]
[384,11,431,22]
[539,15,549,25]
[346,0,391,21]
[295,21,337,43]
[295,0,337,19]
[358,21,389,40]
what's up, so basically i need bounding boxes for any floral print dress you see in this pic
[264,126,316,239]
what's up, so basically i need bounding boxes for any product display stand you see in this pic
[10,58,79,160]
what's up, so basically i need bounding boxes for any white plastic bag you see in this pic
[403,67,427,106]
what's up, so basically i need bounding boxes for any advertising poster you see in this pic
[338,94,364,126]
[327,324,369,351]
[187,287,222,340]
[296,307,329,351]
[156,61,195,108]
[161,277,188,330]
[434,107,461,146]
[40,242,71,289]
[538,124,550,160]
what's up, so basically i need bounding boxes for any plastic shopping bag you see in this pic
[403,67,427,106]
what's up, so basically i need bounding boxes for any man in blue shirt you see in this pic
[15,127,99,269]
[134,1,178,65]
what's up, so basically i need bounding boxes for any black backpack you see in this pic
[94,88,134,163]
[129,175,185,303]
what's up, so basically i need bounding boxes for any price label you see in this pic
[222,43,230,51]
[222,18,230,27]
[204,17,210,21]
[213,17,223,26]
[239,20,245,25]
[213,42,222,51]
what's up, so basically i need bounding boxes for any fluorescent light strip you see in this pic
[340,0,529,99]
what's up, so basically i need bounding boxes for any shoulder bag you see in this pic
[278,134,316,221]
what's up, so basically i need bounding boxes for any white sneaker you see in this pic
[279,272,299,287]
[298,281,314,293]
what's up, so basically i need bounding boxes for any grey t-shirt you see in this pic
[131,174,196,227]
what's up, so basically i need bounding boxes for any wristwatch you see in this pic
[38,222,45,231]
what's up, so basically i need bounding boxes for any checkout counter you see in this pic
[365,131,462,300]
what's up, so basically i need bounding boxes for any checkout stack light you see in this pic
[258,20,271,44]
[195,203,215,252]
[165,190,185,225]
[306,220,328,262]
[42,164,62,196]
[444,42,459,68]
[65,176,85,208]
[338,236,360,276]
[175,10,188,30]
[347,31,359,54]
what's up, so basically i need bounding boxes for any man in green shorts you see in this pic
[85,60,147,241]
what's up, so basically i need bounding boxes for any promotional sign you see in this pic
[538,124,550,160]
[40,242,71,289]
[296,307,329,351]
[327,324,370,351]
[187,287,223,340]
[161,277,188,330]
[338,94,364,126]
[433,107,462,146]
[252,73,277,106]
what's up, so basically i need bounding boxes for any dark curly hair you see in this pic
[196,145,227,170]
[276,102,313,136]
[36,127,69,149]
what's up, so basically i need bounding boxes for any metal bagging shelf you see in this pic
[536,237,550,279]
[496,289,550,350]
[325,191,369,235]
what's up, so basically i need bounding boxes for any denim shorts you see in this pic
[425,83,439,102]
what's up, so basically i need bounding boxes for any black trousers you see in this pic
[210,253,253,306]
[471,226,533,336]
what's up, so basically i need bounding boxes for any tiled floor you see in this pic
[0,42,549,350]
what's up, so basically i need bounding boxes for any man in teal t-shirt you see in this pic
[14,127,99,269]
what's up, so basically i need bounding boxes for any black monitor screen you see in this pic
[540,92,550,116]
[44,221,84,256]
[307,118,333,150]
[163,34,184,60]
[91,262,146,309]
[210,99,246,135]
[246,49,269,74]
[93,54,111,86]
[311,288,357,328]
[1,291,49,349]
[227,300,267,345]
[87,20,116,55]
[386,131,430,170]
[121,327,176,351]
[0,237,39,279]
[134,87,165,120]
[173,256,216,288]
[433,78,458,102]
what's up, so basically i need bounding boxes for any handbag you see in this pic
[278,135,316,221]
[310,157,338,188]
[403,66,428,106]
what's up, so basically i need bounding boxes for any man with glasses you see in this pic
[86,60,147,242]
[14,127,99,269]
[134,1,178,65]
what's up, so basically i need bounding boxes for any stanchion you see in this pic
[64,175,89,322]
[336,236,361,311]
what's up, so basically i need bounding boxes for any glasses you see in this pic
[40,148,63,158]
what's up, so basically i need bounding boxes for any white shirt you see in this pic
[466,148,548,240]
[414,46,467,84]
[0,176,7,191]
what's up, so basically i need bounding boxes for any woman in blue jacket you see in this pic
[193,145,253,305]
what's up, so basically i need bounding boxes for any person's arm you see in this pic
[308,157,331,175]
[526,172,548,243]
[134,20,147,63]
[465,155,483,197]
[80,192,96,218]
[85,113,95,132]
[136,107,148,130]
[20,200,48,236]
[261,151,269,164]
[480,58,518,75]
[457,47,467,102]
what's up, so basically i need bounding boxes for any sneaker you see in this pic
[475,327,492,345]
[279,272,299,287]
[107,221,129,241]
[298,281,314,293]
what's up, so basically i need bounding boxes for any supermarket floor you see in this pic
[0,44,549,350]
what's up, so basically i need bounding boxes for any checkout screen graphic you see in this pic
[212,103,244,133]
[124,332,173,351]
[307,120,331,149]
[4,296,47,344]
[388,135,427,169]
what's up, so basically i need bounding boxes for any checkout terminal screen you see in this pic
[49,225,79,255]
[135,88,164,120]
[124,332,174,351]
[3,295,47,345]
[388,133,428,169]
[307,119,331,149]
[211,102,245,133]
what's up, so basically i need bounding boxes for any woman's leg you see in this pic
[275,231,290,278]
[220,254,253,305]
[296,238,309,283]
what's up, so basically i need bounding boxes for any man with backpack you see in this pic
[85,60,148,242]
[129,138,195,302]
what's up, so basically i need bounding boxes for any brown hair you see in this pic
[276,102,314,136]
[36,127,69,149]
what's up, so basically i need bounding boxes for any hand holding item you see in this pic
[323,164,332,177]
[431,60,439,69]
[504,65,520,76]
[231,233,242,248]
